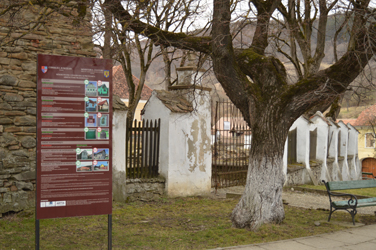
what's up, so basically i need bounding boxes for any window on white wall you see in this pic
[365,133,375,148]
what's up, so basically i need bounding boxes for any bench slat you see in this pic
[328,179,376,190]
[332,200,356,207]
[333,197,376,207]
[357,197,376,204]
[362,172,374,176]
[357,203,376,207]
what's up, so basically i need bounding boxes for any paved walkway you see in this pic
[210,224,376,250]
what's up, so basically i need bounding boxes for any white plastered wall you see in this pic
[143,90,211,197]
[338,121,350,180]
[310,113,330,182]
[284,116,311,184]
[166,90,211,197]
[347,124,361,180]
[327,119,341,181]
[112,109,128,201]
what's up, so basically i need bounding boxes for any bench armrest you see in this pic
[322,180,358,207]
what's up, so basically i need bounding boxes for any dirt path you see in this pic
[210,186,376,215]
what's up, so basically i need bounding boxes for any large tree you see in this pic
[106,0,376,230]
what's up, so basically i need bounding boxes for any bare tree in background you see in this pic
[92,0,208,124]
[274,1,376,120]
[147,0,210,89]
[105,0,376,230]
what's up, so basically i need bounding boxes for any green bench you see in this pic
[322,179,376,225]
[362,172,375,180]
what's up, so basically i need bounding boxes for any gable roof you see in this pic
[98,100,108,105]
[337,119,357,126]
[152,90,193,113]
[112,65,153,101]
[351,104,376,126]
[311,112,332,126]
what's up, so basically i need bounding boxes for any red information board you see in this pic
[36,55,112,219]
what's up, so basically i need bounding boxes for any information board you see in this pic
[36,55,112,219]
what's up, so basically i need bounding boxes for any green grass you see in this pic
[299,184,376,197]
[1,196,375,249]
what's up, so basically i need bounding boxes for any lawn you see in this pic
[1,196,375,249]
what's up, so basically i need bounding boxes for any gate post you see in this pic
[143,87,212,197]
[112,96,128,201]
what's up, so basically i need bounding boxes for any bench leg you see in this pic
[350,209,357,225]
[328,205,333,222]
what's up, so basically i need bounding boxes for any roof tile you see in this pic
[154,90,193,113]
[112,65,152,101]
[352,104,376,126]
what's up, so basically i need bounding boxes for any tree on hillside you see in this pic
[105,0,376,230]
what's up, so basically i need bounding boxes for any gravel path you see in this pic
[210,186,376,215]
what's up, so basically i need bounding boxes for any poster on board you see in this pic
[36,55,112,219]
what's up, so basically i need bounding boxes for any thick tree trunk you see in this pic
[231,153,285,230]
[231,122,288,230]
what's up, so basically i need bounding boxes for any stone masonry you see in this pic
[0,4,96,215]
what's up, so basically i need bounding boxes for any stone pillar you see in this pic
[0,3,96,215]
[176,53,206,87]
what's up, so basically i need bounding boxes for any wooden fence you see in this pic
[126,119,161,178]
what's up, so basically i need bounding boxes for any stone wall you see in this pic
[125,177,165,202]
[0,5,96,215]
[285,158,358,186]
[286,164,312,186]
[286,161,324,186]
[326,158,342,182]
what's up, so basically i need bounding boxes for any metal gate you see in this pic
[211,100,251,189]
[126,119,160,178]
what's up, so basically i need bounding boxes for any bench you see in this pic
[322,179,376,225]
[362,172,375,180]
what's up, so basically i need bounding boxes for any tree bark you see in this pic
[231,155,285,230]
[103,3,112,59]
[232,120,287,230]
